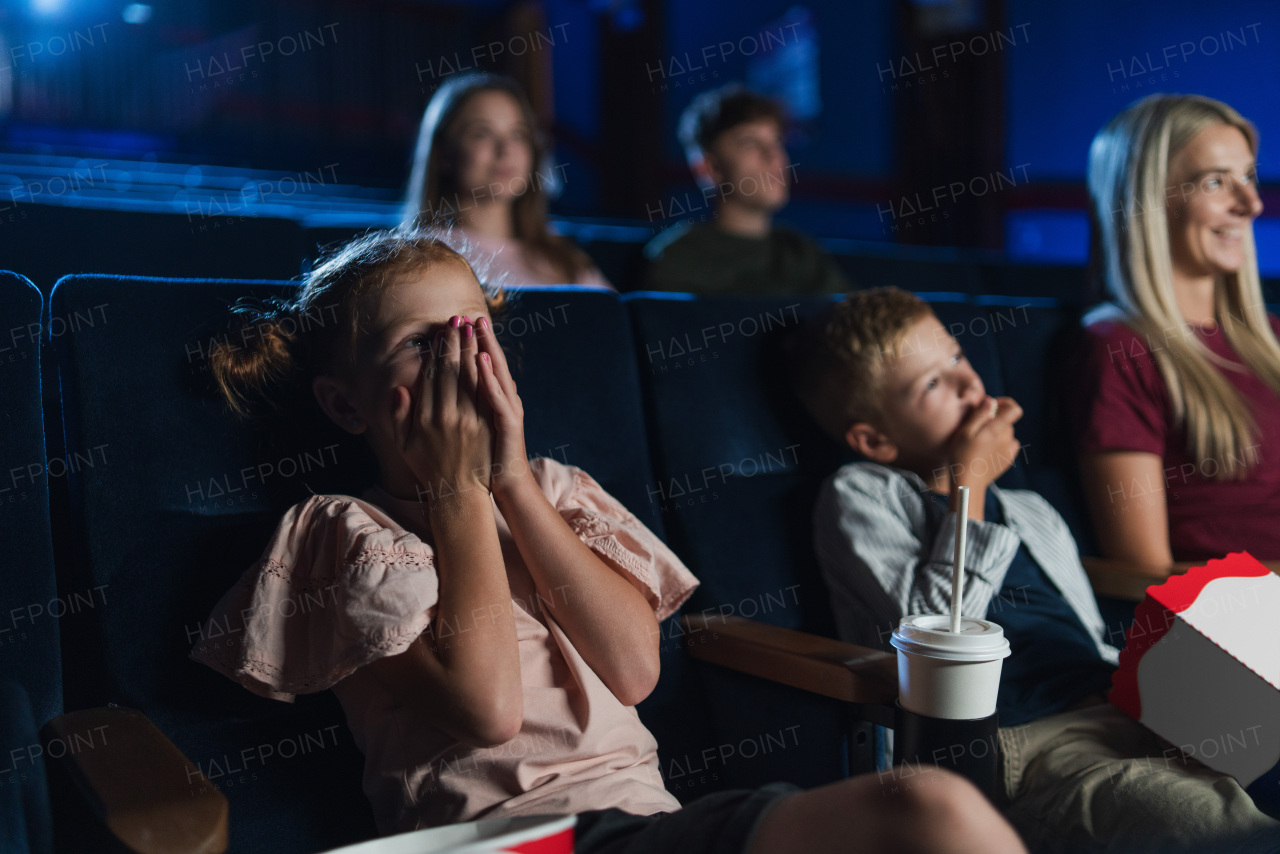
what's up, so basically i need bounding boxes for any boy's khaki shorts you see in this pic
[999,701,1280,853]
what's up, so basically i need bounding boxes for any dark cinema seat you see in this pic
[0,272,62,730]
[627,292,864,794]
[45,276,717,849]
[0,270,58,854]
[29,248,1158,850]
[833,252,987,296]
[623,291,1027,793]
[978,296,1137,640]
[0,680,53,854]
[0,205,304,293]
[977,262,1089,304]
[49,274,376,853]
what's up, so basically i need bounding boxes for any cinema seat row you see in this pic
[1,267,1132,854]
[19,200,1280,305]
[0,202,978,297]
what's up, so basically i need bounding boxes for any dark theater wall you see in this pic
[1003,0,1280,264]
[544,0,604,214]
[661,1,892,177]
[2,0,1278,256]
[1007,0,1280,180]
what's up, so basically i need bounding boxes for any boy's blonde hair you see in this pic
[789,287,933,441]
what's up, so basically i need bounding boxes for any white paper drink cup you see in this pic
[890,614,1011,720]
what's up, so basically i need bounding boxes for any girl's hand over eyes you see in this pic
[475,316,530,501]
[391,317,495,504]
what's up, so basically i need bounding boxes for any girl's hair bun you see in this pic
[209,296,300,418]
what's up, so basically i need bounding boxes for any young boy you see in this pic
[791,287,1280,854]
[643,85,849,296]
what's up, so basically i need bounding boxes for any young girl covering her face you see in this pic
[191,228,1025,854]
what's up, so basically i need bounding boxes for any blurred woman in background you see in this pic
[403,74,611,289]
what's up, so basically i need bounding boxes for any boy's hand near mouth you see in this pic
[946,395,1024,521]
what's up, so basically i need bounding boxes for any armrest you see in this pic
[41,706,227,854]
[680,614,897,706]
[1081,557,1175,601]
[1082,557,1280,601]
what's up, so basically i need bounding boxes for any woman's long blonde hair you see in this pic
[1087,93,1280,478]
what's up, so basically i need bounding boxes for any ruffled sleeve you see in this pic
[190,494,439,702]
[534,459,699,621]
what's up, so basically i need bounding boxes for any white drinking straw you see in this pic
[950,486,970,634]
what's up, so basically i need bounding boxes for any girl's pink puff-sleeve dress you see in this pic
[191,458,698,834]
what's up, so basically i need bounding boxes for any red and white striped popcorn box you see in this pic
[318,815,575,854]
[1110,551,1280,810]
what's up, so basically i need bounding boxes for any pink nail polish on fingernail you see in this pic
[480,317,489,330]
[450,316,460,328]
[464,324,473,338]
[481,352,490,363]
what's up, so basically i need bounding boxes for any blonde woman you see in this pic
[403,74,610,289]
[1073,93,1280,566]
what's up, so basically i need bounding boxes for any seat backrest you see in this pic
[499,286,668,530]
[0,272,62,729]
[834,254,987,296]
[2,206,304,293]
[51,274,375,852]
[627,293,851,793]
[977,263,1089,304]
[978,297,1096,550]
[977,297,1144,631]
[0,680,53,854]
[627,293,1017,629]
[577,239,646,292]
[627,294,843,633]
